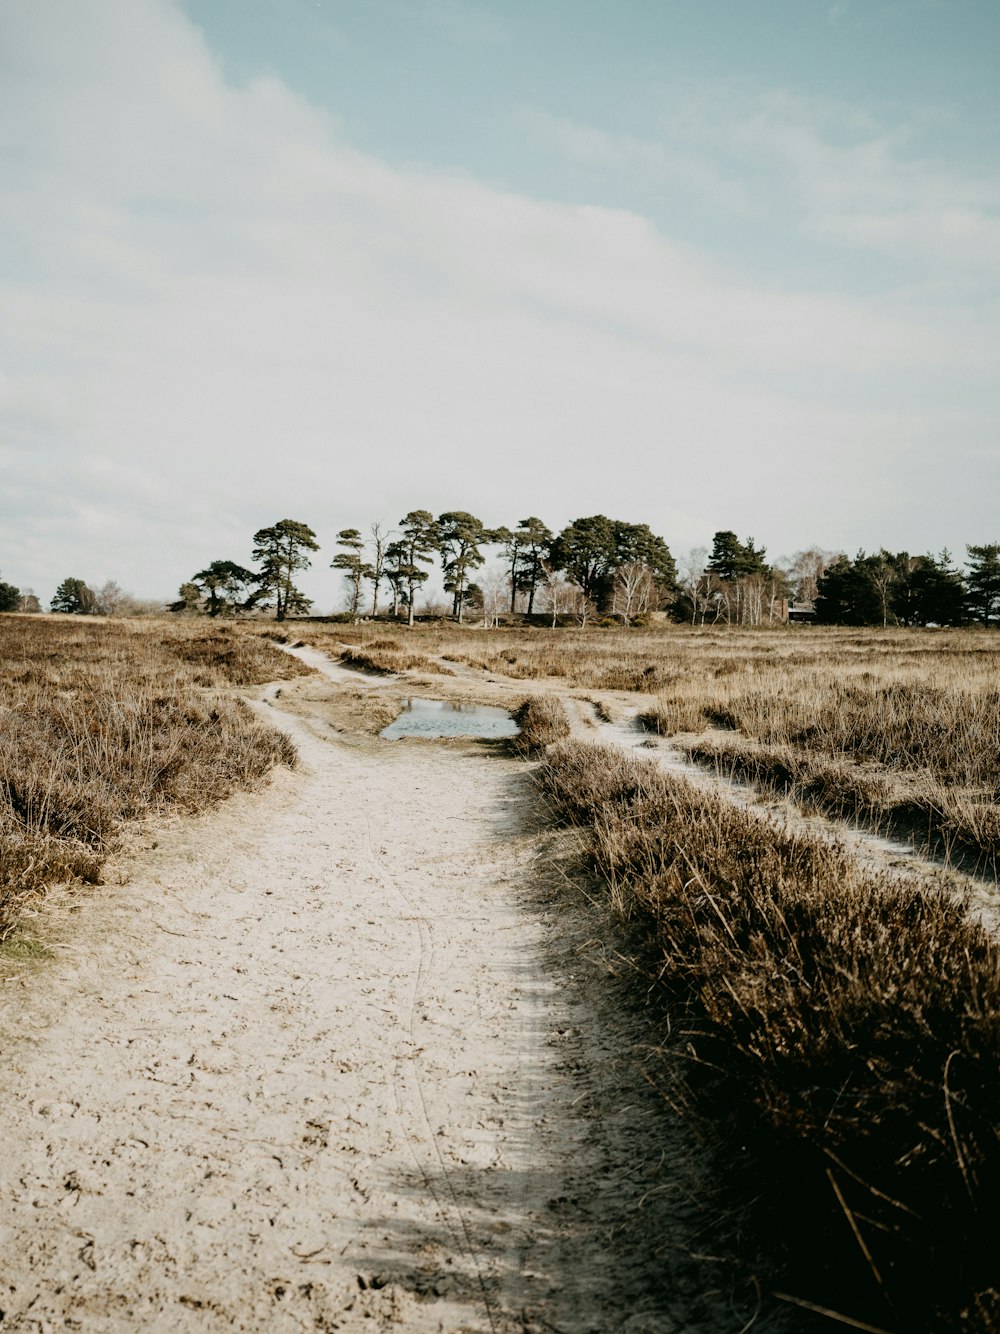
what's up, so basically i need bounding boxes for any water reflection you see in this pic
[381,698,519,740]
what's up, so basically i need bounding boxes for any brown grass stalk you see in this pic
[0,616,305,937]
[536,739,1000,1331]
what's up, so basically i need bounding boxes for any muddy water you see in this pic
[381,698,519,740]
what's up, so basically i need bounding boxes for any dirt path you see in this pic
[0,680,725,1333]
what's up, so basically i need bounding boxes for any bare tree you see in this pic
[369,522,389,616]
[535,561,565,628]
[679,548,710,625]
[95,580,122,616]
[479,565,510,629]
[786,549,836,606]
[611,561,655,625]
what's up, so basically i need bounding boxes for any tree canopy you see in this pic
[816,550,968,627]
[549,515,676,612]
[252,520,319,621]
[397,511,440,627]
[192,560,257,617]
[331,529,374,618]
[438,511,489,623]
[51,577,96,614]
[966,544,1000,626]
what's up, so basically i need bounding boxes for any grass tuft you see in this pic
[511,696,571,757]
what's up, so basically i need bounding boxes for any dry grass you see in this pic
[537,740,1000,1331]
[0,616,307,936]
[510,696,571,757]
[296,624,1000,861]
[636,642,1000,866]
[339,644,454,676]
[285,619,1000,871]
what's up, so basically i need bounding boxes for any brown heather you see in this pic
[311,621,1000,863]
[537,740,1000,1332]
[510,696,571,757]
[0,616,309,937]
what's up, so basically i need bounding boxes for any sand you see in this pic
[0,666,728,1333]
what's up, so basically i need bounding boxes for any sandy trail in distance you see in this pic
[0,672,722,1333]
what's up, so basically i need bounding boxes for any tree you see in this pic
[898,551,967,627]
[192,560,257,617]
[495,517,553,614]
[881,552,925,626]
[252,520,319,621]
[702,531,777,624]
[611,561,655,625]
[785,549,833,607]
[612,522,678,589]
[51,577,97,614]
[676,548,706,625]
[331,529,374,618]
[438,511,489,622]
[966,544,1000,625]
[478,566,510,628]
[0,577,19,612]
[173,581,203,614]
[858,551,898,628]
[492,527,517,612]
[383,540,408,619]
[549,515,618,605]
[397,511,440,626]
[368,523,389,617]
[94,580,126,617]
[706,531,766,583]
[814,555,882,626]
[16,589,41,614]
[550,515,677,615]
[537,560,584,627]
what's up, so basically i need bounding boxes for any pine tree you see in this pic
[252,520,319,621]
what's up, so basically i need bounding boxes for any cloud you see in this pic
[0,0,997,603]
[528,83,1000,278]
[519,109,749,213]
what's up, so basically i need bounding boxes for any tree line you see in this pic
[5,523,1000,628]
[677,534,1000,628]
[172,513,678,625]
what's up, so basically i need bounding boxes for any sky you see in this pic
[1,0,998,606]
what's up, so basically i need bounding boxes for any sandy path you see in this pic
[0,685,715,1333]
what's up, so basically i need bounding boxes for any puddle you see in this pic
[381,699,519,740]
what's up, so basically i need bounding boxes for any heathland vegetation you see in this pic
[538,741,1000,1331]
[5,601,1000,1327]
[284,618,1000,1328]
[0,617,308,940]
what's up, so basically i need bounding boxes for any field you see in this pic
[288,619,1000,1330]
[312,620,1000,866]
[3,613,1000,1330]
[0,616,308,939]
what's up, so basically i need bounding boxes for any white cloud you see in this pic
[519,109,750,213]
[0,0,997,604]
[528,84,1000,278]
